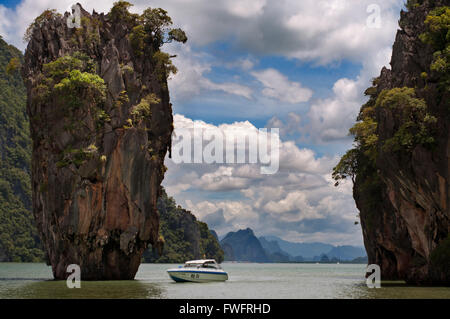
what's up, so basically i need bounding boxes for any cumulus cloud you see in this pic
[305,78,362,142]
[184,199,260,234]
[163,114,362,245]
[225,0,267,19]
[265,72,385,144]
[251,68,313,103]
[194,166,251,192]
[226,57,257,71]
[279,142,338,173]
[164,44,254,100]
[201,208,226,230]
[266,112,303,139]
[147,0,403,66]
[263,191,323,221]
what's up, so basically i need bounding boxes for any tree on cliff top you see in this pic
[112,1,187,56]
[24,9,62,43]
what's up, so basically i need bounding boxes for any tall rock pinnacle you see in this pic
[334,0,449,284]
[22,2,185,279]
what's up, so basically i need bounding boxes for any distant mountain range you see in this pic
[262,236,334,259]
[219,228,367,263]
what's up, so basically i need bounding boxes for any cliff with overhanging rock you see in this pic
[22,2,185,279]
[334,0,449,284]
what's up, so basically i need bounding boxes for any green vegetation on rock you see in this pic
[420,6,450,90]
[379,88,437,153]
[111,1,186,81]
[143,189,224,263]
[153,51,178,83]
[131,93,160,124]
[73,16,102,46]
[110,1,139,24]
[33,53,108,169]
[6,57,20,75]
[333,86,437,186]
[24,9,62,43]
[0,37,44,262]
[38,53,106,111]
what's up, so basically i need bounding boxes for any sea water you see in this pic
[0,263,449,299]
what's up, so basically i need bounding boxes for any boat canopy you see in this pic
[185,259,217,264]
[183,259,221,269]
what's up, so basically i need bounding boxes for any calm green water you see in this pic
[0,263,449,299]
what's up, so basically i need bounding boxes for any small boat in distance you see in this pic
[167,259,228,283]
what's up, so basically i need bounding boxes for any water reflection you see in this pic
[4,279,163,299]
[342,280,450,299]
[363,281,450,299]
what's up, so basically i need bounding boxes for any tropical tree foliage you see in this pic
[0,37,44,262]
[420,6,450,90]
[23,9,62,43]
[143,189,224,263]
[111,1,187,80]
[333,86,437,187]
[38,53,105,110]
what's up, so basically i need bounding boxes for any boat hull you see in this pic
[167,269,228,283]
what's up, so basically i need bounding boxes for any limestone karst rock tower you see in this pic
[334,0,449,284]
[22,2,186,279]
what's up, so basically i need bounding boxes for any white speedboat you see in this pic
[167,259,228,283]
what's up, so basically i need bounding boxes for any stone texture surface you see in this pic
[22,5,172,279]
[356,0,449,284]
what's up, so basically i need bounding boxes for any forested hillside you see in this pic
[144,188,224,263]
[0,36,43,262]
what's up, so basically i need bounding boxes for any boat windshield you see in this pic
[202,261,220,269]
[183,261,221,269]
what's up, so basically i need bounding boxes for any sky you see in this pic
[0,0,408,246]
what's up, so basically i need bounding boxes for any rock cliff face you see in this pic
[22,4,179,279]
[353,0,449,284]
[220,228,269,262]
